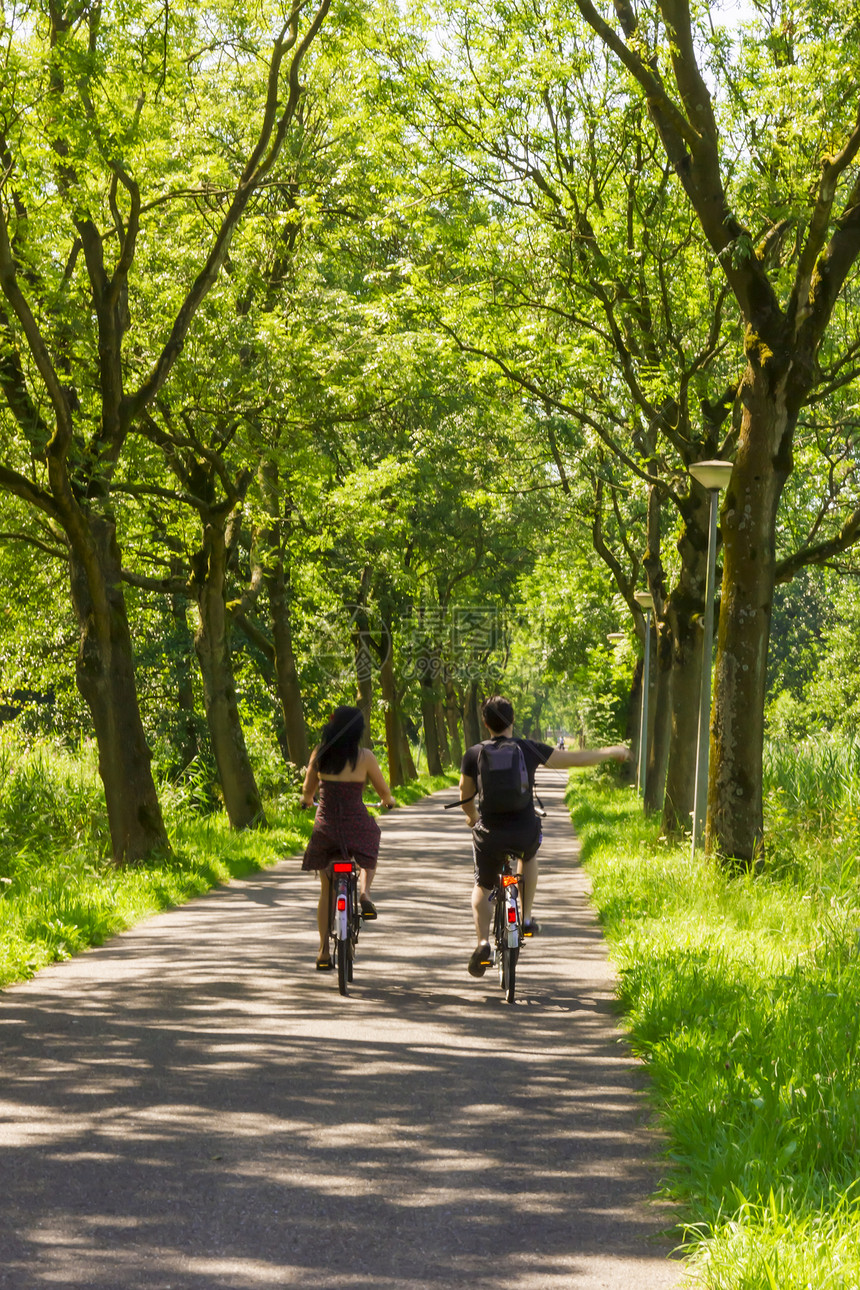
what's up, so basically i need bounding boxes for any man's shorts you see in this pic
[471,817,542,890]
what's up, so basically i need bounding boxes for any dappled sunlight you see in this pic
[0,773,681,1288]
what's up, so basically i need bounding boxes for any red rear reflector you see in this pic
[502,875,518,887]
[337,897,347,911]
[507,907,517,923]
[333,863,352,872]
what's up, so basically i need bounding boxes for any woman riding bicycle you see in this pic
[300,706,396,971]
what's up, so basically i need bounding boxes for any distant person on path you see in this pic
[458,695,628,978]
[301,706,396,971]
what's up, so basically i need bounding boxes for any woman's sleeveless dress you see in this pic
[301,780,381,872]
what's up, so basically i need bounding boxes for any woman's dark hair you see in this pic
[482,695,514,734]
[316,705,365,774]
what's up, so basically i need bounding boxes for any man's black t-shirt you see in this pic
[461,737,554,829]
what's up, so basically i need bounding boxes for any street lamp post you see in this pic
[688,459,734,855]
[633,590,654,799]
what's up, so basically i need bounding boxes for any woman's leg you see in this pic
[358,865,375,899]
[317,870,331,957]
[358,863,378,917]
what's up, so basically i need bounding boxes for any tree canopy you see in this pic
[1,0,858,864]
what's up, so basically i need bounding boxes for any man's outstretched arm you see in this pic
[545,745,629,770]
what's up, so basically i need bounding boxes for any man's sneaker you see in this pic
[468,941,493,977]
[523,918,541,937]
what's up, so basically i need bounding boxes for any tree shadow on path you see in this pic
[0,772,685,1289]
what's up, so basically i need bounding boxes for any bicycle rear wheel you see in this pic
[501,943,518,1003]
[336,937,349,995]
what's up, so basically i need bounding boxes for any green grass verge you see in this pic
[568,778,860,1288]
[0,734,456,990]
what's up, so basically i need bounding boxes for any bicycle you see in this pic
[329,857,362,996]
[490,852,523,1004]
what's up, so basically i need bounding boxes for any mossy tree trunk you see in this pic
[379,637,406,788]
[69,517,168,862]
[708,358,792,860]
[193,519,264,830]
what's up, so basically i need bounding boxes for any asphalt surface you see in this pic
[0,770,686,1289]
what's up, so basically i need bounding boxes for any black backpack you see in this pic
[477,737,532,814]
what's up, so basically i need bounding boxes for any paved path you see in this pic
[0,771,685,1289]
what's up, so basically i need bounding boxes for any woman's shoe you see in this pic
[316,953,333,971]
[360,896,378,920]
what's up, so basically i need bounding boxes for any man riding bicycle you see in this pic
[459,695,628,978]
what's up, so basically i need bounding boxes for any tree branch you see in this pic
[125,0,330,424]
[776,503,860,584]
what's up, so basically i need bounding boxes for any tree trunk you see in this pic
[256,463,309,767]
[445,676,463,764]
[627,657,643,776]
[463,680,481,748]
[69,517,168,863]
[435,700,451,767]
[193,523,265,830]
[662,495,711,836]
[400,728,418,780]
[170,579,199,774]
[644,621,671,813]
[662,624,703,836]
[266,567,309,767]
[420,677,443,776]
[380,647,406,788]
[708,366,791,862]
[352,610,374,748]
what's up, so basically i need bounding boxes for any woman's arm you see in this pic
[545,745,629,769]
[364,751,397,808]
[301,750,320,807]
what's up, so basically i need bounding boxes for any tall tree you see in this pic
[0,0,328,858]
[573,0,860,860]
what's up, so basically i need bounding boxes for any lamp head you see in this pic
[689,459,733,491]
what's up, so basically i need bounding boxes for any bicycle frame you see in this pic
[491,856,523,1003]
[499,871,521,950]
